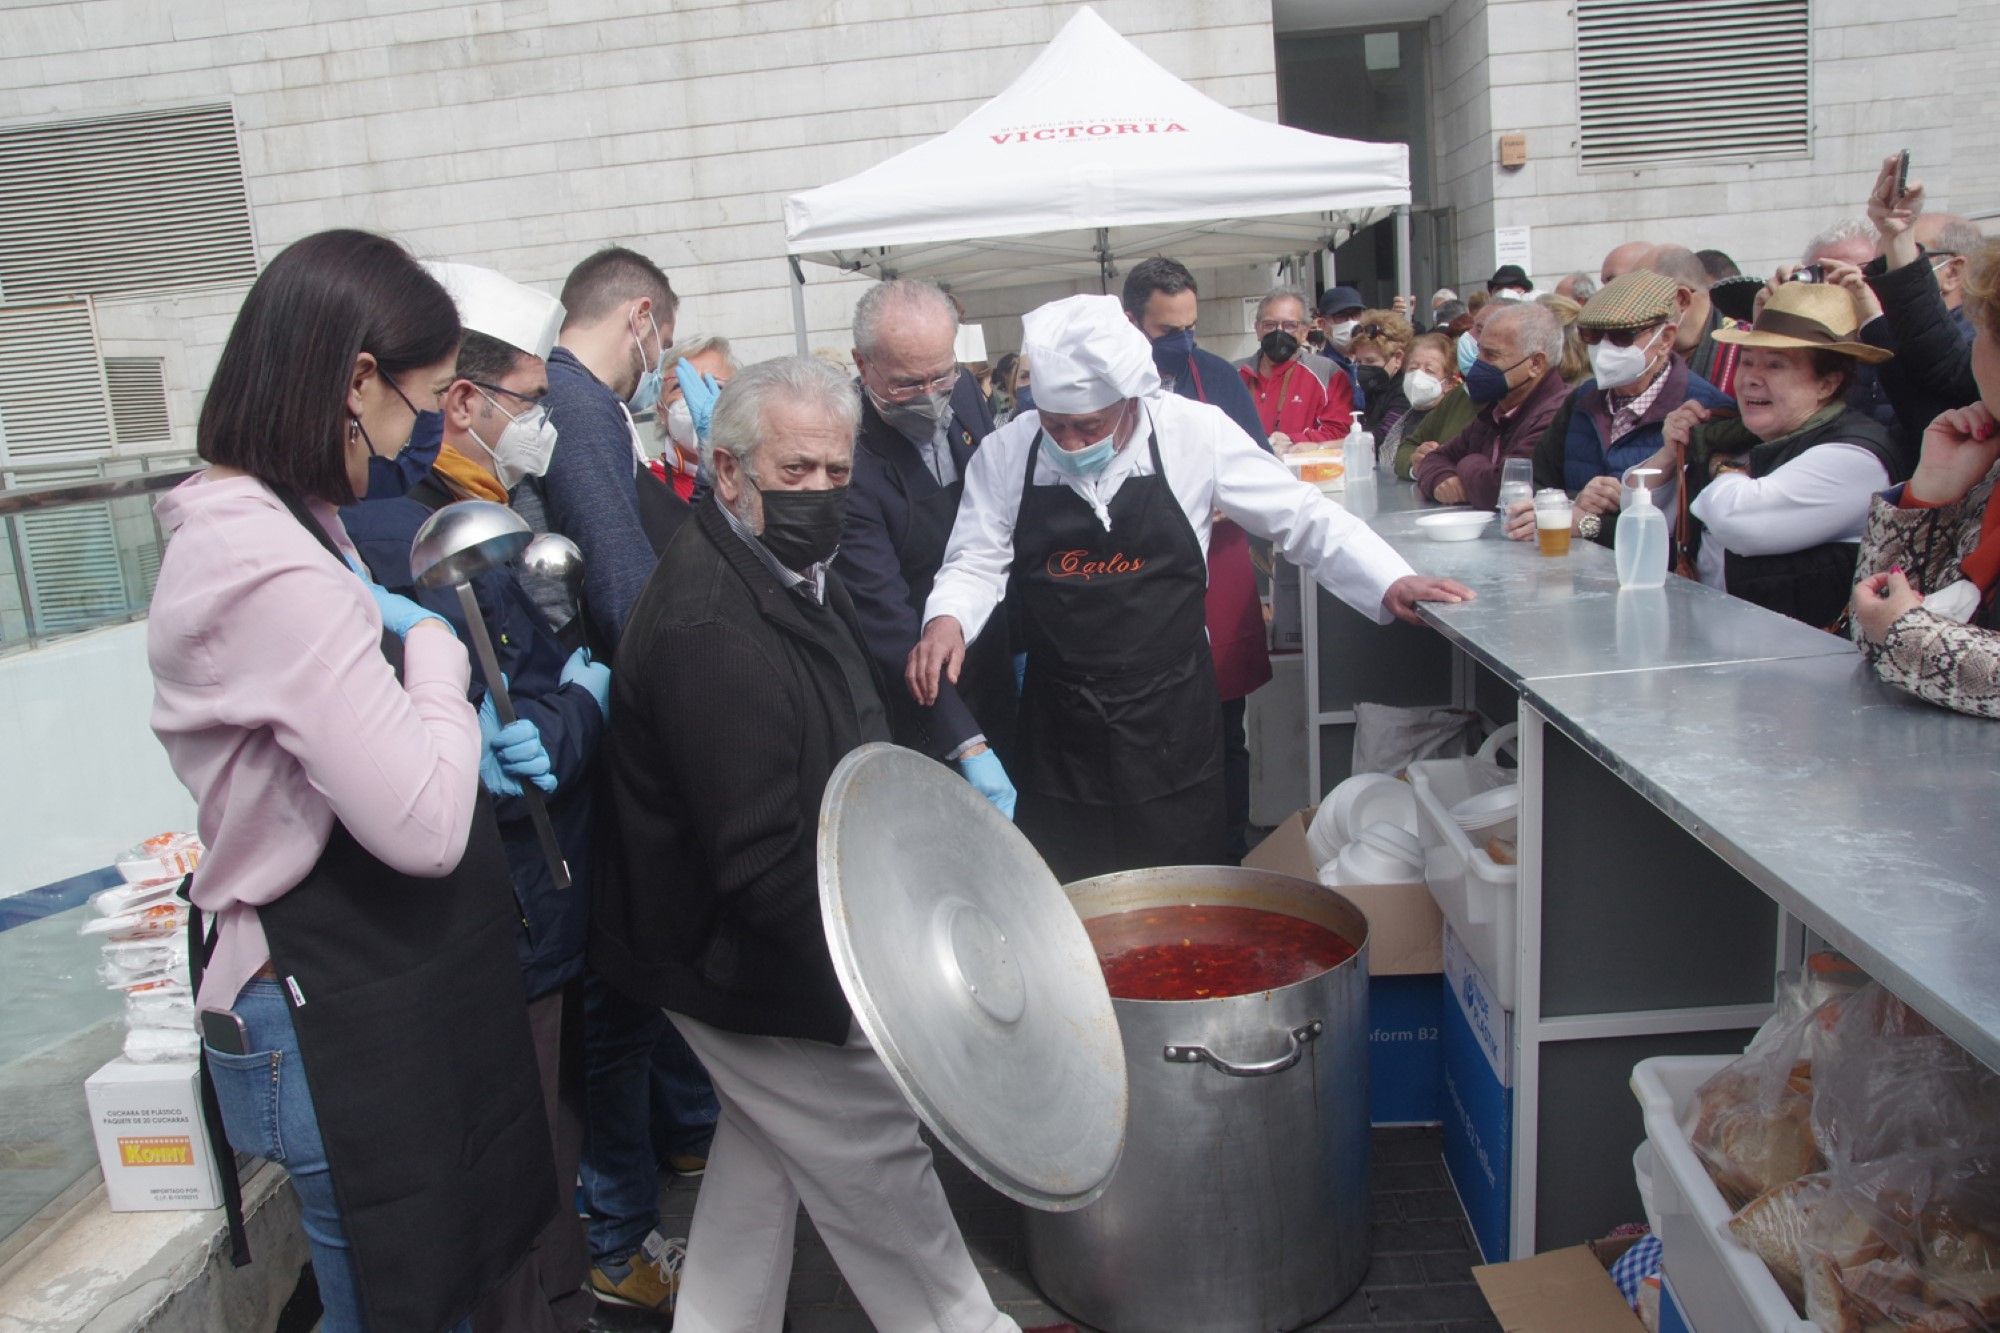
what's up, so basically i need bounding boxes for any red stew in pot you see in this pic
[1085,904,1356,1001]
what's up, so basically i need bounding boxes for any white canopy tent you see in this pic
[781,6,1414,348]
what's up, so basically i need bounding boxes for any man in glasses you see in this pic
[1235,286,1355,449]
[836,279,1018,818]
[341,262,621,1329]
[1503,270,1733,554]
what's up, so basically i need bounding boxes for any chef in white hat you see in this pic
[909,294,1473,880]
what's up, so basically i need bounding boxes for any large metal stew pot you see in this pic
[1026,865,1372,1333]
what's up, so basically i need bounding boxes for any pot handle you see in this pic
[1163,1020,1323,1078]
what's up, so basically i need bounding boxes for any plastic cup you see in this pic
[1534,493,1572,556]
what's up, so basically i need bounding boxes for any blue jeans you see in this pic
[205,981,473,1333]
[205,980,367,1330]
[577,974,718,1264]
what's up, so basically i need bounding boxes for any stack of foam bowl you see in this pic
[1449,783,1519,847]
[1309,773,1422,885]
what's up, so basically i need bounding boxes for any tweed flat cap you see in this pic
[1578,270,1679,331]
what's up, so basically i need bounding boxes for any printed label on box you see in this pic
[1442,974,1514,1263]
[1370,973,1444,1125]
[119,1135,195,1167]
[1442,924,1510,1086]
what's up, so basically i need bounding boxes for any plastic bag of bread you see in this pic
[1811,985,2000,1172]
[1730,1174,1832,1301]
[1797,1149,2000,1332]
[1684,973,1835,1207]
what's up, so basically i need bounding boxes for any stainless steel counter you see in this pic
[1335,479,2000,1073]
[1524,653,2000,1074]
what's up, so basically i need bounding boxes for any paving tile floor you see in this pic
[657,1125,1503,1332]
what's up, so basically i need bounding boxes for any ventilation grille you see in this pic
[0,300,114,464]
[0,103,257,304]
[20,504,129,633]
[1576,0,1811,169]
[105,357,172,447]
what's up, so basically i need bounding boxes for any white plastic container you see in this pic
[1408,727,1521,1009]
[1616,467,1668,590]
[1630,1056,1816,1333]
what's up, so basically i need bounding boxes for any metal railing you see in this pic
[0,455,199,654]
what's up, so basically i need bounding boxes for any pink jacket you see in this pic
[148,472,482,1010]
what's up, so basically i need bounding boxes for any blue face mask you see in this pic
[628,311,664,413]
[1455,330,1479,376]
[1039,416,1121,478]
[1464,354,1531,407]
[364,410,443,499]
[1150,327,1196,366]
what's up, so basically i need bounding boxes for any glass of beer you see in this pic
[1534,489,1573,557]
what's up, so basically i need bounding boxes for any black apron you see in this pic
[1011,421,1225,879]
[895,426,1015,758]
[248,493,555,1331]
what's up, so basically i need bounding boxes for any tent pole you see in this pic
[1394,205,1413,306]
[788,256,809,356]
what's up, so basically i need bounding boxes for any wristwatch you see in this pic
[1577,513,1603,541]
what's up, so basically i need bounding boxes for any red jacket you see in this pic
[1237,355,1354,444]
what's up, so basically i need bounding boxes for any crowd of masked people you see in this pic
[141,151,2000,1333]
[1231,155,2000,717]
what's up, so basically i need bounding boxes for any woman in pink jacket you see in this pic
[149,230,553,1332]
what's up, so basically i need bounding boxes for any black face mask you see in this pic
[1356,365,1391,401]
[756,484,849,571]
[1259,329,1300,364]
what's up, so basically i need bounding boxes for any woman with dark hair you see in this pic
[148,229,553,1331]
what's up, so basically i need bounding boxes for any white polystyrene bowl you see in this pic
[1415,511,1495,542]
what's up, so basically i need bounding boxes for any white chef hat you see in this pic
[1019,294,1160,414]
[422,261,565,362]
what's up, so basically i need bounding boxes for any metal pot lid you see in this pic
[818,743,1126,1211]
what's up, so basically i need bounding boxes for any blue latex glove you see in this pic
[477,693,557,797]
[1012,652,1028,696]
[674,359,722,440]
[342,553,451,640]
[560,647,611,721]
[958,748,1017,821]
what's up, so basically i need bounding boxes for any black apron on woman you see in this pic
[1010,422,1227,882]
[894,428,1016,760]
[227,493,556,1331]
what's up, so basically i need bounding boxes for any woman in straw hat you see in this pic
[1850,238,2000,716]
[1659,280,1906,628]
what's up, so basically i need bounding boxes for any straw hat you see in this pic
[1711,282,1892,363]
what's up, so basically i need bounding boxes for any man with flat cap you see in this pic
[909,295,1476,882]
[1505,269,1734,560]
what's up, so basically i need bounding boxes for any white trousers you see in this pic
[667,1012,1019,1333]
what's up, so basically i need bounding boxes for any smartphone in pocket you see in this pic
[199,1006,250,1055]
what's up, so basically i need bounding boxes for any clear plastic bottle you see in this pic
[1615,467,1667,590]
[1343,427,1375,480]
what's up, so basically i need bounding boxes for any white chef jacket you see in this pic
[1689,442,1890,591]
[923,393,1414,643]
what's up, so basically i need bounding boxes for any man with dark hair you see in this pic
[341,262,613,1331]
[519,245,716,1318]
[1121,256,1273,862]
[520,245,682,655]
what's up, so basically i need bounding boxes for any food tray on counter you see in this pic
[1631,1056,1816,1333]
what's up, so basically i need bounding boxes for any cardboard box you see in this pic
[84,1057,223,1212]
[1242,807,1445,976]
[1442,922,1514,1261]
[1473,1243,1645,1332]
[1245,808,1446,1124]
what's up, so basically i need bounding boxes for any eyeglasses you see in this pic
[468,380,546,407]
[1353,322,1398,341]
[1579,324,1665,348]
[1254,319,1306,335]
[875,368,960,405]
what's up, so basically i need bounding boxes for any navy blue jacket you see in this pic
[834,374,995,757]
[1156,345,1268,449]
[519,347,656,649]
[342,482,603,1000]
[1532,355,1733,549]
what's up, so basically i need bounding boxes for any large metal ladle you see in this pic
[519,532,585,637]
[410,500,571,891]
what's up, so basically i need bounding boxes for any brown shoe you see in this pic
[589,1230,683,1313]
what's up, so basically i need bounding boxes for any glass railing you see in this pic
[0,456,197,655]
[0,454,198,1264]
